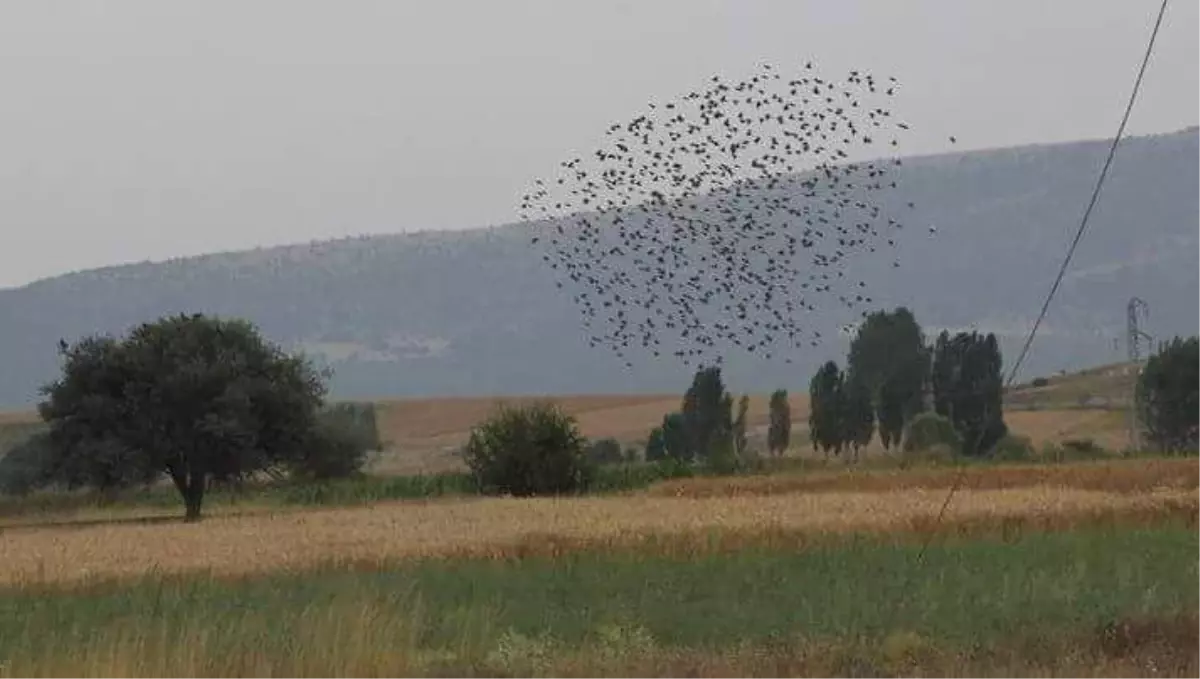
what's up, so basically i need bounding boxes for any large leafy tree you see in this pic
[38,313,328,520]
[929,330,1007,457]
[847,308,929,447]
[1136,336,1198,454]
[681,365,733,461]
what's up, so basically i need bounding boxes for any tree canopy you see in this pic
[809,360,845,457]
[38,313,328,520]
[929,330,1007,457]
[1136,336,1198,454]
[847,307,928,448]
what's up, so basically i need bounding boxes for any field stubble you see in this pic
[1,457,1195,587]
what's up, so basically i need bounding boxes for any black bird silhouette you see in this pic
[518,61,946,367]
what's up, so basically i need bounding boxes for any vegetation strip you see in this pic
[0,526,1194,677]
[1,484,1192,587]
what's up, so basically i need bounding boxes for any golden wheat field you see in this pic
[4,484,1195,590]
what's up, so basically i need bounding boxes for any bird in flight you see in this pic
[517,61,947,368]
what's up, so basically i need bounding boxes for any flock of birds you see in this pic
[518,62,952,368]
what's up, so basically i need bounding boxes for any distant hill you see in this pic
[0,128,1196,409]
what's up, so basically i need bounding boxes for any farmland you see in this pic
[0,456,1195,676]
[0,361,1194,676]
[366,365,1135,475]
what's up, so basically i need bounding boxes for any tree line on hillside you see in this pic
[0,310,1195,521]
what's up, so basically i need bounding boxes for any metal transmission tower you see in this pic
[1126,297,1153,451]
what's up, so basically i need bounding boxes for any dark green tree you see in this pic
[1135,336,1198,454]
[586,437,624,465]
[732,394,750,457]
[877,375,906,450]
[660,411,689,462]
[930,331,957,418]
[38,314,328,520]
[843,372,875,461]
[644,426,666,462]
[767,389,791,457]
[290,402,381,481]
[847,308,929,445]
[681,365,733,460]
[809,360,845,458]
[929,331,1007,457]
[461,401,592,496]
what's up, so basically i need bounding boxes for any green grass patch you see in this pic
[1,523,1193,651]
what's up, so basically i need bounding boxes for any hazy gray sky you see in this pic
[0,0,1195,288]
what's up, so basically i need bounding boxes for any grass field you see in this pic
[0,457,1195,676]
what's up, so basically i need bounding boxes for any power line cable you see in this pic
[909,0,1173,566]
[1005,0,1172,386]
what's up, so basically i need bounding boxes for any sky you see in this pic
[0,0,1195,289]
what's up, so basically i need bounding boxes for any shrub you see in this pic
[644,427,666,462]
[622,445,640,463]
[1031,377,1050,388]
[0,430,55,495]
[991,434,1035,462]
[586,437,624,466]
[704,435,743,475]
[899,443,956,469]
[461,402,592,496]
[323,402,382,450]
[289,410,377,481]
[1041,438,1108,463]
[902,412,961,454]
[1062,438,1106,458]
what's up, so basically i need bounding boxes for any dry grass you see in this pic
[0,410,37,426]
[649,457,1199,498]
[1004,408,1129,450]
[1,481,1193,587]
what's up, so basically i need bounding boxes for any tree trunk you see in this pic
[168,463,207,522]
[183,471,206,522]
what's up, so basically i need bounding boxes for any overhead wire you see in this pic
[911,0,1173,566]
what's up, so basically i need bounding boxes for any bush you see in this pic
[1031,377,1050,388]
[902,412,961,454]
[704,435,743,475]
[991,434,1035,462]
[289,412,376,481]
[586,437,624,466]
[1042,438,1108,463]
[622,445,640,463]
[1062,438,1106,457]
[644,427,666,462]
[0,430,55,495]
[899,443,956,469]
[324,401,382,450]
[461,402,592,496]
